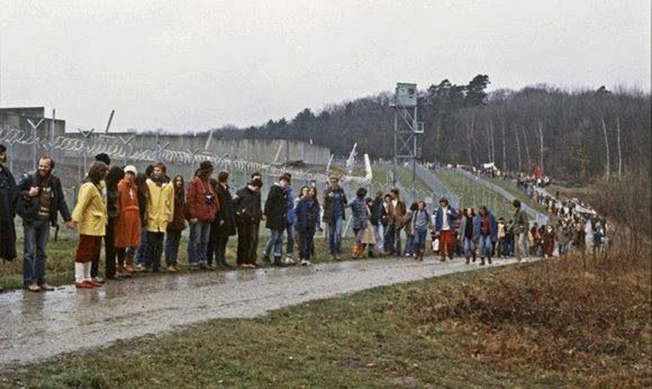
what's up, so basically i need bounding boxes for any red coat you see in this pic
[114,179,141,248]
[186,176,219,222]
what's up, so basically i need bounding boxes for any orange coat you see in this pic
[114,178,141,248]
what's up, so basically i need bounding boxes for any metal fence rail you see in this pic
[455,168,549,225]
[414,163,460,208]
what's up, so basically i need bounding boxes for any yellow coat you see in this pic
[145,179,175,233]
[72,181,107,236]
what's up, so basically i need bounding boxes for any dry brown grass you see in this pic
[409,241,652,386]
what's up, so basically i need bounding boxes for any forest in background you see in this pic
[205,76,651,183]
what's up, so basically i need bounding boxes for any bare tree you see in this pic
[501,120,507,171]
[616,117,623,178]
[521,127,531,172]
[514,125,522,172]
[537,120,544,173]
[601,118,611,181]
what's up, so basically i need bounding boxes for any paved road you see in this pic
[0,256,521,367]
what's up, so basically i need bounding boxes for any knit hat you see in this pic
[124,165,137,175]
[94,153,111,166]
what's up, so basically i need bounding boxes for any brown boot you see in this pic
[480,258,485,266]
[117,265,133,278]
[125,252,137,272]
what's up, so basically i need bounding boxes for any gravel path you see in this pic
[0,256,521,367]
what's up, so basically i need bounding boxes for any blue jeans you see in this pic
[328,217,343,254]
[463,237,476,259]
[412,228,428,253]
[188,221,211,266]
[286,223,295,256]
[135,227,148,266]
[405,234,414,255]
[22,219,50,287]
[479,235,493,258]
[373,223,385,253]
[165,229,182,265]
[264,228,284,258]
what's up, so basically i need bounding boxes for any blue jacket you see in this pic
[434,206,458,232]
[285,186,296,225]
[473,212,498,240]
[459,216,480,240]
[295,197,320,232]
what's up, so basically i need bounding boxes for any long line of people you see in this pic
[0,145,598,293]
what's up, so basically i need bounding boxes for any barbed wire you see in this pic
[0,127,370,185]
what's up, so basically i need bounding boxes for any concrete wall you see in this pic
[1,107,330,165]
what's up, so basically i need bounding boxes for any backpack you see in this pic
[16,174,39,221]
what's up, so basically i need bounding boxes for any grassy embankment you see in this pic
[2,169,650,387]
[2,241,649,388]
[434,169,517,219]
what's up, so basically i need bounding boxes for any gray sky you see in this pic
[1,0,650,132]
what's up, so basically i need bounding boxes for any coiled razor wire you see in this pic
[0,128,370,185]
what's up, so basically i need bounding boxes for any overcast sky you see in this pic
[1,0,650,132]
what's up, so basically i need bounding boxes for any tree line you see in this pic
[206,76,651,183]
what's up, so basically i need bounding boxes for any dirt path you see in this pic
[0,256,520,367]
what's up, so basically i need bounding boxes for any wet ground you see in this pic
[0,256,520,367]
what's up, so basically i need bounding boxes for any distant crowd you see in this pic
[0,145,602,293]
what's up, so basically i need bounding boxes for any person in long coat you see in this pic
[295,186,320,266]
[71,161,109,288]
[104,165,124,280]
[0,144,17,292]
[234,179,263,268]
[164,174,186,272]
[212,171,237,268]
[115,166,141,276]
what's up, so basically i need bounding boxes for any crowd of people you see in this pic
[0,145,604,293]
[514,174,610,252]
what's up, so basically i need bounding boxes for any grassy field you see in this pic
[433,170,516,219]
[2,245,649,388]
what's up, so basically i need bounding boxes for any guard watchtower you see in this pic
[391,83,423,195]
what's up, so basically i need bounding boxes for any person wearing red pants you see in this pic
[71,161,109,288]
[433,197,459,262]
